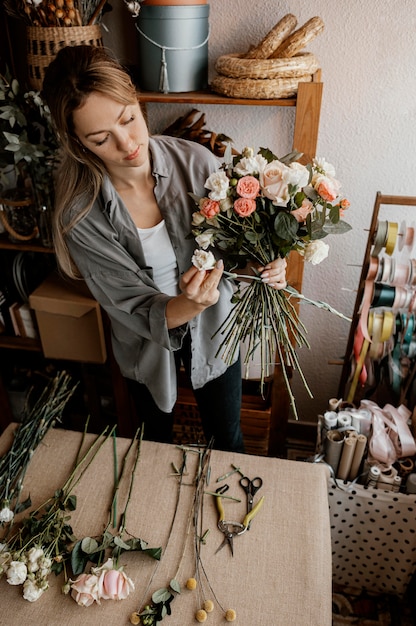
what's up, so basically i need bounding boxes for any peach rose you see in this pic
[313,174,341,202]
[236,175,260,200]
[259,160,291,206]
[291,199,314,223]
[70,573,100,606]
[200,198,220,219]
[233,198,257,217]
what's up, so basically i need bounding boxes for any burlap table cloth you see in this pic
[0,425,331,625]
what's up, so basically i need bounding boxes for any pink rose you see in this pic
[236,175,260,199]
[233,198,257,217]
[259,160,291,206]
[200,198,220,219]
[97,568,135,600]
[291,199,314,223]
[70,573,100,607]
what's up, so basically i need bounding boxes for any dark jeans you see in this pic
[126,333,245,453]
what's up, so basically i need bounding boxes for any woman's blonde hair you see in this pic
[42,45,140,277]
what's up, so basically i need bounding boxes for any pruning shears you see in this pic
[214,484,264,556]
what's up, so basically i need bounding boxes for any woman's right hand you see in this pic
[179,259,224,307]
[166,260,224,329]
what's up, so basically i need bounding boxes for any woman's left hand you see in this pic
[259,257,287,290]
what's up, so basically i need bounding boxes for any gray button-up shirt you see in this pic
[65,135,237,412]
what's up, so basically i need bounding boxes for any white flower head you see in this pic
[312,157,336,177]
[27,547,44,565]
[195,231,215,250]
[191,249,216,271]
[192,211,205,226]
[7,560,28,585]
[234,154,267,177]
[0,506,14,524]
[303,240,330,265]
[23,578,46,602]
[287,162,310,190]
[205,171,230,201]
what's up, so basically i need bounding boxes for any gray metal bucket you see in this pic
[136,5,210,93]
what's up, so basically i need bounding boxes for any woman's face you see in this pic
[72,91,150,172]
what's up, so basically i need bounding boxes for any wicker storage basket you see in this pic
[26,25,103,91]
[215,52,320,80]
[211,73,313,100]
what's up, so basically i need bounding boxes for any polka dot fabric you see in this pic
[328,480,416,596]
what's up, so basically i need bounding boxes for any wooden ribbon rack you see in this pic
[338,192,416,407]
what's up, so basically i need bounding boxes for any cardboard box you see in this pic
[29,272,107,364]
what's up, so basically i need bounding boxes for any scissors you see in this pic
[214,484,265,556]
[239,476,263,528]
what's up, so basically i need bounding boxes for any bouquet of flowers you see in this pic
[190,145,351,418]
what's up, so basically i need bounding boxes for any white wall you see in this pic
[102,0,416,421]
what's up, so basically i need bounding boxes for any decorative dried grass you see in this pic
[215,52,320,80]
[270,16,325,58]
[244,13,298,59]
[210,74,313,100]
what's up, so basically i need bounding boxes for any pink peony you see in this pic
[70,573,100,607]
[200,198,220,219]
[236,175,260,200]
[233,198,256,217]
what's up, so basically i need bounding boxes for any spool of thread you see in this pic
[337,411,353,429]
[324,430,345,474]
[328,398,342,412]
[324,411,338,430]
[392,475,402,493]
[366,465,381,487]
[337,432,358,481]
[377,466,398,491]
[405,473,416,494]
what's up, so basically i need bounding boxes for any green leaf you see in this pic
[169,578,181,594]
[152,588,172,604]
[323,220,352,235]
[113,536,131,550]
[144,546,162,561]
[273,211,299,240]
[70,540,90,576]
[15,496,31,514]
[66,494,77,511]
[81,537,99,554]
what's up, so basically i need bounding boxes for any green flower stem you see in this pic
[117,427,143,535]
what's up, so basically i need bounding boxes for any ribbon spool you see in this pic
[371,220,399,257]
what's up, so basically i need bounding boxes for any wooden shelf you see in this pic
[139,88,297,107]
[0,335,42,351]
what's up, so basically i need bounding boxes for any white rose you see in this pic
[304,240,330,265]
[23,578,45,602]
[259,160,291,206]
[27,547,44,564]
[191,249,216,271]
[195,232,214,250]
[234,154,267,176]
[192,211,205,226]
[0,506,14,524]
[204,171,229,201]
[7,560,28,585]
[287,162,310,190]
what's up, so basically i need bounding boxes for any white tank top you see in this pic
[137,220,179,296]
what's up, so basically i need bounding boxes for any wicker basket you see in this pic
[215,52,320,80]
[0,195,39,242]
[26,25,103,91]
[211,73,313,100]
